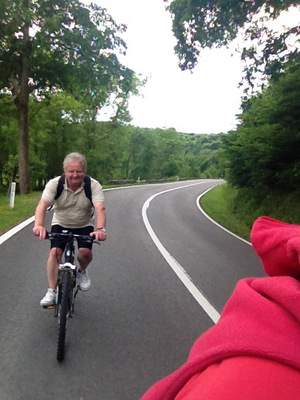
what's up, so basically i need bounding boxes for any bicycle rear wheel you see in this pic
[57,271,71,361]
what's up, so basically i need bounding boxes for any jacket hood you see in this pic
[141,217,300,400]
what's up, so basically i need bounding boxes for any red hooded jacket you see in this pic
[140,217,300,400]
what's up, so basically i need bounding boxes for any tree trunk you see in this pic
[18,101,30,194]
[16,12,31,195]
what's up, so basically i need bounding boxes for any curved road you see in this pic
[0,180,265,400]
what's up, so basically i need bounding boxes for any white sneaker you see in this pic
[40,288,56,307]
[78,270,91,291]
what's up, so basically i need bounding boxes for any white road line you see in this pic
[2,181,230,325]
[0,181,202,245]
[142,182,221,324]
[0,216,35,245]
[0,185,113,245]
[0,183,183,245]
[196,187,251,246]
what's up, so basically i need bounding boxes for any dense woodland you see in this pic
[1,59,299,196]
[0,0,299,211]
[222,62,300,194]
[0,93,224,190]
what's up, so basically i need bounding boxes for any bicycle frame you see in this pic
[54,235,78,319]
[47,231,94,361]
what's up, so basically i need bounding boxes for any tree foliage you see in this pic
[167,0,299,91]
[222,63,300,191]
[0,91,223,192]
[0,0,140,193]
[0,95,18,186]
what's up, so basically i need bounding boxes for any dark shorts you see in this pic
[50,225,94,250]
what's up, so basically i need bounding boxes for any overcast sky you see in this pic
[96,0,299,135]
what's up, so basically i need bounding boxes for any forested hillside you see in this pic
[167,0,299,222]
[0,0,141,194]
[0,96,223,191]
[1,0,299,226]
[1,60,299,214]
[222,62,300,193]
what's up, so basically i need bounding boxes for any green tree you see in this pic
[222,64,300,190]
[154,128,185,178]
[0,0,139,193]
[167,0,299,91]
[181,133,223,178]
[0,94,18,188]
[29,93,87,185]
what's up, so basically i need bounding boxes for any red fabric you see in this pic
[251,216,300,279]
[140,217,300,400]
[174,357,300,400]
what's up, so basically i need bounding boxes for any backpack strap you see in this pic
[54,174,65,200]
[54,174,93,207]
[83,175,93,207]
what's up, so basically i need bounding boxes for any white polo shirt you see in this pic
[42,176,105,228]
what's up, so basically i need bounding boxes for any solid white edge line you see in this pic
[1,181,234,325]
[0,181,208,244]
[142,183,221,324]
[0,183,190,245]
[0,216,35,245]
[196,187,252,246]
[0,185,111,245]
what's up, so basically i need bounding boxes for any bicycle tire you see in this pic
[57,271,71,361]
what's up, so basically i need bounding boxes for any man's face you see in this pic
[64,161,85,187]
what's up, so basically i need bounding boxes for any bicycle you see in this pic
[44,231,95,362]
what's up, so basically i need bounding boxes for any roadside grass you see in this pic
[200,183,252,242]
[200,183,300,242]
[0,192,41,234]
[1,182,298,239]
[0,183,250,239]
[0,183,141,235]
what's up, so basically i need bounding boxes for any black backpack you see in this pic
[54,174,93,206]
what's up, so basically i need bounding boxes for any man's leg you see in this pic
[47,247,63,289]
[40,247,63,306]
[77,248,93,291]
[77,248,93,271]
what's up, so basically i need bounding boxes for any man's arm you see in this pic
[91,201,107,241]
[33,198,50,240]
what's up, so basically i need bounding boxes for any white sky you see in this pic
[96,0,299,134]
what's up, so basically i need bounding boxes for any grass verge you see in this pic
[0,183,249,238]
[200,183,252,241]
[200,183,300,242]
[0,192,41,235]
[1,182,299,239]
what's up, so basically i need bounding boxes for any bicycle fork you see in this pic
[54,263,77,318]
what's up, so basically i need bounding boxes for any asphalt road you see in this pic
[0,180,265,400]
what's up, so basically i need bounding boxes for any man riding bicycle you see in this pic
[33,152,107,306]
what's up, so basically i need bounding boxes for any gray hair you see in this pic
[63,152,87,172]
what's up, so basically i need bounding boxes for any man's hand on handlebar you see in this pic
[33,226,106,242]
[33,225,47,240]
[90,230,107,242]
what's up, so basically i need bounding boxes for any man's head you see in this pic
[63,152,87,172]
[63,152,87,188]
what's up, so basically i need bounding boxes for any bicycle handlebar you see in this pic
[46,232,95,243]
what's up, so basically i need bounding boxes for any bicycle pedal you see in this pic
[43,305,55,309]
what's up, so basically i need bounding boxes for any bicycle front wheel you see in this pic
[57,271,72,361]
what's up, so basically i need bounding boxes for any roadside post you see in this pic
[9,182,16,209]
